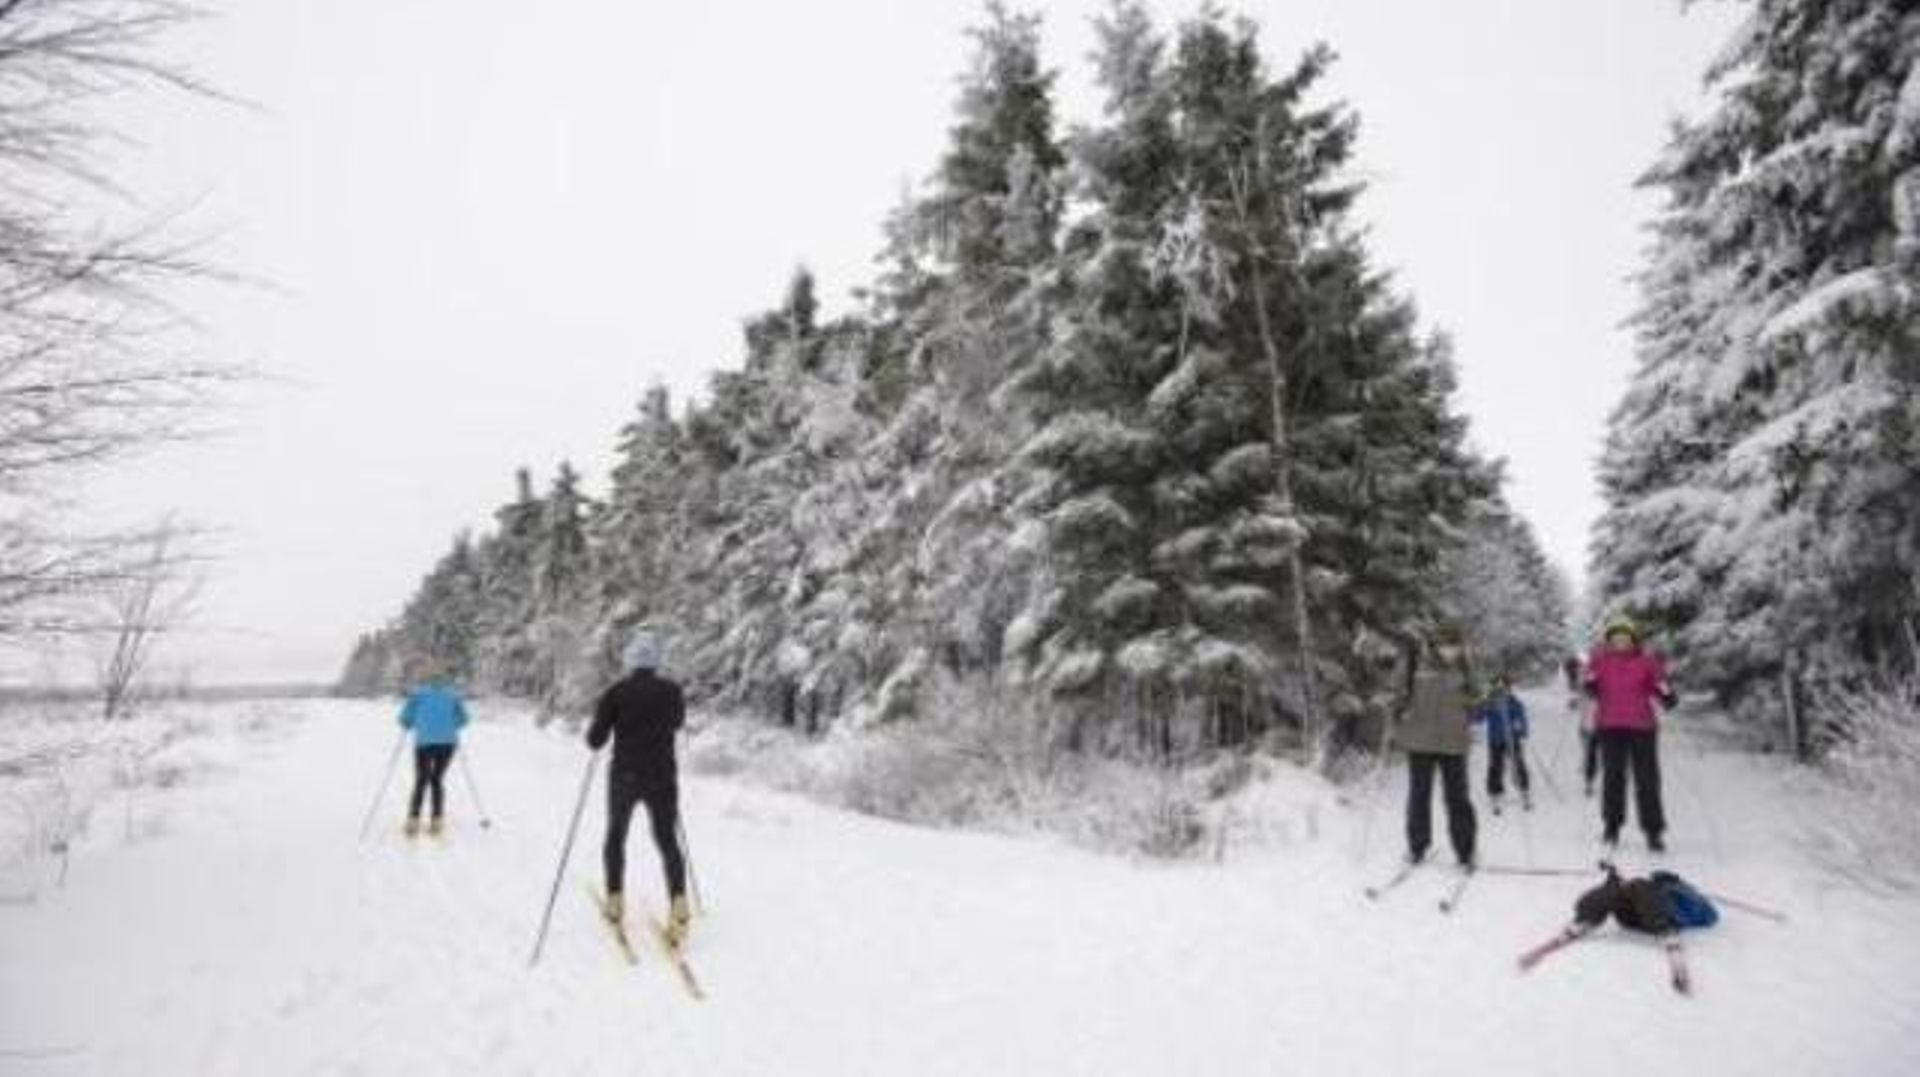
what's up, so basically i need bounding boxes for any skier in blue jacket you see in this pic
[1477,674,1532,814]
[398,671,470,837]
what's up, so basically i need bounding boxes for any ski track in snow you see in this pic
[2,691,1918,1076]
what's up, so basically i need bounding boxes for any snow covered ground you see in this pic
[1,689,1916,1075]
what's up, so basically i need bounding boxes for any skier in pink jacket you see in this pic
[1584,617,1678,853]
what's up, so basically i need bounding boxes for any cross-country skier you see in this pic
[1477,674,1531,813]
[397,667,470,838]
[1395,624,1479,869]
[1584,618,1678,853]
[1565,652,1601,793]
[586,630,691,949]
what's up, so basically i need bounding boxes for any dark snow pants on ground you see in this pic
[1406,752,1476,864]
[1488,737,1531,798]
[1597,729,1664,841]
[604,774,686,902]
[408,743,455,819]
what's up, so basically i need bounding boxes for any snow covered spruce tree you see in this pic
[1002,5,1497,762]
[1595,0,1920,746]
[675,269,875,723]
[529,463,596,717]
[337,630,401,696]
[1435,502,1572,680]
[468,468,545,695]
[394,533,484,684]
[750,2,1067,730]
[589,384,689,673]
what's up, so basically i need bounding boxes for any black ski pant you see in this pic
[1487,737,1530,798]
[1597,728,1664,840]
[604,776,686,903]
[1406,752,1476,865]
[408,743,455,819]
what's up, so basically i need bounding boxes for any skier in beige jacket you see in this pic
[1395,624,1480,868]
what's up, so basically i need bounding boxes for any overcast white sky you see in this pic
[78,1,1741,684]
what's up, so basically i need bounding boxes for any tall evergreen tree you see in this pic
[1597,0,1920,735]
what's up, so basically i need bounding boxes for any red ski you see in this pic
[1516,923,1593,971]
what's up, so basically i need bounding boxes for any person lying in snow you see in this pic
[1516,864,1718,994]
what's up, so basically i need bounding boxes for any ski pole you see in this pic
[458,751,493,829]
[1701,890,1789,924]
[677,815,703,915]
[529,751,600,967]
[1525,738,1565,803]
[358,727,409,843]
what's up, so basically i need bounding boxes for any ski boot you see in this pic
[404,816,421,839]
[1521,791,1534,813]
[601,890,624,926]
[1647,833,1667,855]
[663,893,692,951]
[428,816,445,838]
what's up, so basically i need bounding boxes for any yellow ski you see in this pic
[641,906,705,1000]
[585,886,639,966]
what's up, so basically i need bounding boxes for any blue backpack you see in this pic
[1653,871,1719,929]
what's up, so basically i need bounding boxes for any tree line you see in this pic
[343,3,1571,767]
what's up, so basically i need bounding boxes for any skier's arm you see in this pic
[670,683,686,733]
[398,693,415,730]
[585,690,615,751]
[1392,647,1417,724]
[453,695,470,731]
[1652,655,1678,709]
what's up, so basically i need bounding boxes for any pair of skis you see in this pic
[1363,861,1475,914]
[589,888,705,1000]
[1363,859,1583,911]
[1516,920,1691,995]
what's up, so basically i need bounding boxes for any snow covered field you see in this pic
[2,690,1917,1076]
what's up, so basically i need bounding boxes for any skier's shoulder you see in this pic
[409,683,452,705]
[614,670,682,706]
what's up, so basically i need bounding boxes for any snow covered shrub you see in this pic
[1057,762,1205,859]
[816,674,1058,829]
[1800,673,1920,893]
[830,728,996,828]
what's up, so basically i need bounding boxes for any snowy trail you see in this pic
[2,693,1917,1075]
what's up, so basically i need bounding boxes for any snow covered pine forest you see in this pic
[6,1,1920,1074]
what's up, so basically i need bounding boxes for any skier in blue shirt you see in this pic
[1477,674,1532,814]
[397,670,470,837]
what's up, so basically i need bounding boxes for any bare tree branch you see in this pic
[0,1,230,647]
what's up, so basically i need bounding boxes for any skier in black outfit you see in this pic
[585,631,691,947]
